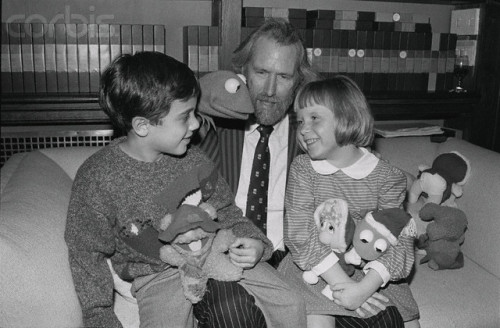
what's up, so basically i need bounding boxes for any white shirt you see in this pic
[235,116,289,251]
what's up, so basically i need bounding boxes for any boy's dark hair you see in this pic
[100,51,200,132]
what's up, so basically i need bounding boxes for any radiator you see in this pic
[1,125,115,167]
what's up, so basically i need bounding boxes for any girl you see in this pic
[281,75,420,328]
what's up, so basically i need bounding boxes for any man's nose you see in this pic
[264,74,277,96]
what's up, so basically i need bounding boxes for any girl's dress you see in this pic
[280,148,419,321]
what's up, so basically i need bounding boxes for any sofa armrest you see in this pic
[0,151,83,327]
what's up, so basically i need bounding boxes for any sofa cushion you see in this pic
[0,151,83,327]
[411,255,500,328]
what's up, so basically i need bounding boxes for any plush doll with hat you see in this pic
[301,199,357,299]
[158,204,243,303]
[344,208,413,266]
[416,202,468,270]
[302,198,356,285]
[154,162,243,303]
[197,70,254,138]
[302,200,414,301]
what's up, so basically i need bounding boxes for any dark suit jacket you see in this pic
[197,113,302,195]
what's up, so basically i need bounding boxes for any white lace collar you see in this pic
[310,147,379,179]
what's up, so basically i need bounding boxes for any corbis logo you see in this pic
[6,5,115,38]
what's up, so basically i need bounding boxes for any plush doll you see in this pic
[407,151,471,238]
[153,161,243,303]
[158,204,243,303]
[408,151,471,207]
[197,70,254,138]
[344,208,412,266]
[416,203,468,270]
[302,199,412,301]
[301,199,355,299]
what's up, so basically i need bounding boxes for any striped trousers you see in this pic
[194,252,404,328]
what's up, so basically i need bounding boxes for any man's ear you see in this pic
[131,116,150,137]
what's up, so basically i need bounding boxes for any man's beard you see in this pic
[252,94,293,126]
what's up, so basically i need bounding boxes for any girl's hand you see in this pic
[228,237,264,269]
[330,282,389,317]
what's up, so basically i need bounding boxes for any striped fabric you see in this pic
[284,154,420,321]
[197,114,301,195]
[194,280,266,328]
[284,154,408,271]
[336,306,404,328]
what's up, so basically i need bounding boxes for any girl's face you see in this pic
[296,104,339,161]
[149,96,199,157]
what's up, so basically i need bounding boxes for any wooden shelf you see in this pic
[367,92,478,120]
[1,93,107,125]
[0,92,479,125]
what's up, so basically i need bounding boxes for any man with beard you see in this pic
[194,18,403,328]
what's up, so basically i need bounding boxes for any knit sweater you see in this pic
[65,137,272,327]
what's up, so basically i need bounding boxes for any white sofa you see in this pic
[1,136,499,328]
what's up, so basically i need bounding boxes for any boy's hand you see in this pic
[330,282,389,317]
[229,237,264,269]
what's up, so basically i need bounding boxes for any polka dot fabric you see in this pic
[245,125,273,233]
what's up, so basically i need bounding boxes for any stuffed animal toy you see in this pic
[416,203,468,270]
[302,198,355,285]
[408,151,471,207]
[407,151,471,238]
[302,199,413,301]
[301,199,355,300]
[197,70,254,138]
[152,161,243,303]
[344,208,412,266]
[158,204,243,303]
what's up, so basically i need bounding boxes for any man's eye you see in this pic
[328,225,335,232]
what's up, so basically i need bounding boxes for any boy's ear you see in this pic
[131,116,150,137]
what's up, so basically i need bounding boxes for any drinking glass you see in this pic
[451,50,469,93]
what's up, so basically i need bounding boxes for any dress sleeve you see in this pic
[378,164,407,210]
[284,157,337,271]
[366,165,415,283]
[65,172,123,328]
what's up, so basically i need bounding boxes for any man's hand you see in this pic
[228,237,264,269]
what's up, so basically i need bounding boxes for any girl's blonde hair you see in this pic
[294,75,374,147]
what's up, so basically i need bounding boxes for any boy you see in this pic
[65,51,305,328]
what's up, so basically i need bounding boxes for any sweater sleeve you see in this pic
[284,157,336,271]
[65,171,122,328]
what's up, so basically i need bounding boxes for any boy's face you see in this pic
[149,96,199,157]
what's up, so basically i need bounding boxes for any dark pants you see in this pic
[194,249,404,328]
[194,279,267,328]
